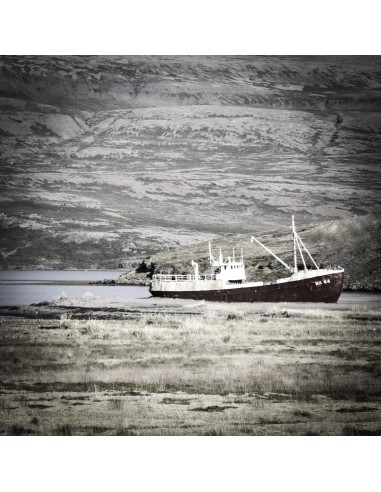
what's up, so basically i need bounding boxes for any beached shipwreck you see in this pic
[150,217,344,303]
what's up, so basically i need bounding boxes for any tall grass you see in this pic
[1,301,380,436]
[59,314,103,338]
[3,306,380,401]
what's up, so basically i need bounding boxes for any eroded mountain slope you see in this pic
[0,56,380,270]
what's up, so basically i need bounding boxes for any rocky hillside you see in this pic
[0,56,380,271]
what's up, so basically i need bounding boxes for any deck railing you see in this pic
[153,274,217,282]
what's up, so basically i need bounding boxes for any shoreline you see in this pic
[0,291,380,320]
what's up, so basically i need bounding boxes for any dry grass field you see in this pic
[0,295,380,436]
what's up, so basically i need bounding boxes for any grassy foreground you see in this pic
[0,296,380,435]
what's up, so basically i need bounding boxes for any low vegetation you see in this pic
[0,297,380,435]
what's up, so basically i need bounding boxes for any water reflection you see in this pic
[0,270,150,306]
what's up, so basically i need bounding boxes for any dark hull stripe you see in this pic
[150,272,344,303]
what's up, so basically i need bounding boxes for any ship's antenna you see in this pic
[233,247,235,262]
[219,247,223,264]
[209,242,213,265]
[241,247,243,263]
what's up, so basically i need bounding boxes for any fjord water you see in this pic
[0,270,380,308]
[0,270,150,306]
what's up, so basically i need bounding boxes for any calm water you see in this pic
[0,270,151,306]
[0,270,379,308]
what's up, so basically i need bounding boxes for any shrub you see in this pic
[227,313,243,321]
[55,424,74,436]
[59,313,74,330]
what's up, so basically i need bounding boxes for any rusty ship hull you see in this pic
[150,271,344,303]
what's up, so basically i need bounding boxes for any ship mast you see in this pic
[291,215,307,272]
[291,215,319,272]
[292,215,298,273]
[208,242,213,265]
